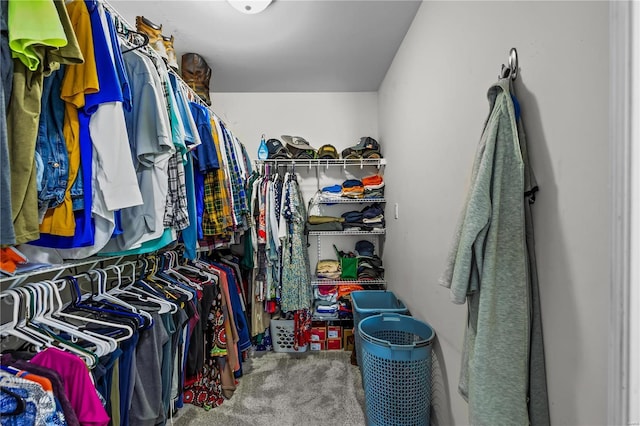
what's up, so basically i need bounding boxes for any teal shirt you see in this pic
[441,78,529,425]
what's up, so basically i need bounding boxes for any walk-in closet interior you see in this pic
[1,1,638,425]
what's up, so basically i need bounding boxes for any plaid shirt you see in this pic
[219,122,248,226]
[164,151,190,231]
[202,168,232,237]
[202,120,233,237]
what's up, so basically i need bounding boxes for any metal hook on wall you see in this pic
[500,47,518,80]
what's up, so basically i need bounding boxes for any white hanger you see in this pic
[27,282,116,356]
[106,264,176,314]
[87,269,154,325]
[148,256,197,298]
[0,290,47,350]
[20,284,112,357]
[7,287,98,368]
[41,279,134,343]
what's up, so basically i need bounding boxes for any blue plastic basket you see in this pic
[358,313,435,426]
[351,291,408,372]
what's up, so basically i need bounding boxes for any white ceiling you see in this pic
[109,0,422,92]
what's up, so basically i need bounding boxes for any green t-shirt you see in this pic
[8,0,68,70]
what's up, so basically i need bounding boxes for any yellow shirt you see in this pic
[39,0,98,236]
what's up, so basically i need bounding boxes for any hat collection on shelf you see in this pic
[263,135,383,160]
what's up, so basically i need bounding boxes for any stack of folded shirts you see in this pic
[307,215,344,231]
[341,179,364,199]
[318,185,343,202]
[341,210,364,230]
[316,260,341,279]
[342,204,385,231]
[361,203,385,229]
[314,285,338,303]
[362,174,385,199]
[314,302,339,319]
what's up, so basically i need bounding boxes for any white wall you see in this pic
[378,1,609,425]
[212,92,380,266]
[211,92,379,157]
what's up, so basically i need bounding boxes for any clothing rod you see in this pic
[0,255,134,289]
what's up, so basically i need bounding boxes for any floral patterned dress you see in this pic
[279,177,312,313]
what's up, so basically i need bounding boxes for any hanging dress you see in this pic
[279,176,312,313]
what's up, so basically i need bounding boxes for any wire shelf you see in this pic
[0,255,131,289]
[312,278,386,286]
[315,197,386,204]
[255,158,386,168]
[308,229,385,236]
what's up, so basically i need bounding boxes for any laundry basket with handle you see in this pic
[358,313,435,426]
[351,290,408,372]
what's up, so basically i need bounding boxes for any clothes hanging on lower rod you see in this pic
[0,249,253,424]
[243,168,313,349]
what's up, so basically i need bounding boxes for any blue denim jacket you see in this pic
[36,67,68,213]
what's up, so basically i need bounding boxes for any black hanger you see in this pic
[0,386,25,416]
[121,31,149,54]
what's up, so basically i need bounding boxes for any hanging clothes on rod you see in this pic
[1,247,254,424]
[3,0,253,272]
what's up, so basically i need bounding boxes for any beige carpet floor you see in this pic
[172,350,367,426]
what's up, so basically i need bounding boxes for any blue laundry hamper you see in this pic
[352,290,408,373]
[358,313,435,426]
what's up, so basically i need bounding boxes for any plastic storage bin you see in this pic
[352,290,408,370]
[358,313,435,426]
[270,319,308,353]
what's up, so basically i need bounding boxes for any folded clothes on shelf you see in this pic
[361,174,384,187]
[308,215,344,224]
[314,286,338,303]
[308,222,344,232]
[315,303,339,313]
[363,187,384,199]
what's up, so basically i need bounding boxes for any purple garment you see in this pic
[0,353,80,426]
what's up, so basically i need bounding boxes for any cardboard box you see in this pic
[326,338,342,350]
[311,326,327,342]
[343,328,355,351]
[310,341,324,351]
[327,325,342,339]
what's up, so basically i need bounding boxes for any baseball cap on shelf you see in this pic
[352,136,380,152]
[340,147,361,159]
[282,135,317,159]
[266,138,291,159]
[317,144,339,159]
[355,240,375,257]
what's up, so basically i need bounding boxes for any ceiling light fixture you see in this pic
[227,0,273,15]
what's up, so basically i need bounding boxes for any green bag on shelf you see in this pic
[334,244,358,280]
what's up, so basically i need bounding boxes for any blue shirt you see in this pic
[169,74,197,146]
[104,9,131,112]
[32,0,123,249]
[181,153,198,260]
[189,102,219,171]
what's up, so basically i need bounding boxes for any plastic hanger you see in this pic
[105,264,176,314]
[65,276,149,330]
[41,279,134,343]
[27,282,116,356]
[8,288,99,368]
[0,291,46,350]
